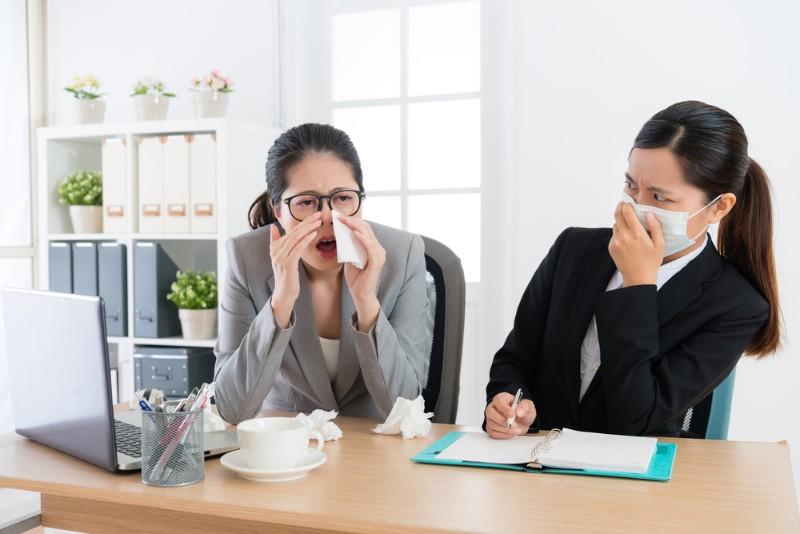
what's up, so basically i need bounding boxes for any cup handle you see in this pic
[308,430,325,453]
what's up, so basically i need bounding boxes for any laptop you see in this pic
[1,288,238,472]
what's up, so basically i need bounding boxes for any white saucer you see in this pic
[220,449,327,482]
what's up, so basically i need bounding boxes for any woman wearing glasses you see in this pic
[214,123,427,424]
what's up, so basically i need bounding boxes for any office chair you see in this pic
[680,368,737,439]
[419,235,465,424]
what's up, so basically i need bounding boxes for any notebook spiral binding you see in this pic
[526,428,561,469]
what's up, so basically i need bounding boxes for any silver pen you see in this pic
[506,388,523,429]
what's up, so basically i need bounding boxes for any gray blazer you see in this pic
[213,221,428,424]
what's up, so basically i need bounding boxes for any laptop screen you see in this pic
[2,288,118,471]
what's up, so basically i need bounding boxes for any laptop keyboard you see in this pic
[114,419,142,458]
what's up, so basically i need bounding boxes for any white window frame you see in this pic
[0,0,44,284]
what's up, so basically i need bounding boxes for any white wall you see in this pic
[48,0,280,126]
[508,0,800,492]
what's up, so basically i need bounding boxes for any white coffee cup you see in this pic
[236,417,324,471]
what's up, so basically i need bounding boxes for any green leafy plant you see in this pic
[130,77,176,98]
[64,74,105,99]
[57,170,102,206]
[166,271,218,310]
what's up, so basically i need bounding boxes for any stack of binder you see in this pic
[137,134,218,234]
[48,241,127,336]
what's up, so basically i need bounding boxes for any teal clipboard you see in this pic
[411,431,676,481]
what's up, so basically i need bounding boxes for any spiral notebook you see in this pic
[412,429,676,481]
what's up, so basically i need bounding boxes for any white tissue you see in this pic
[371,395,433,439]
[332,210,367,270]
[203,405,227,432]
[295,409,343,441]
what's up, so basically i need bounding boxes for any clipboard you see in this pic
[411,431,677,481]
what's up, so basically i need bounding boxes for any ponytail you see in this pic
[717,158,781,357]
[248,191,277,229]
[634,101,782,357]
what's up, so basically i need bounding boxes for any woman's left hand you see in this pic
[608,202,664,287]
[338,216,386,332]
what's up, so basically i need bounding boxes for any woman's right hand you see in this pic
[269,212,322,327]
[485,392,537,439]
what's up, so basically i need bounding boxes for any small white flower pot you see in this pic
[179,309,217,339]
[73,99,106,124]
[68,205,103,234]
[192,91,229,118]
[132,94,170,121]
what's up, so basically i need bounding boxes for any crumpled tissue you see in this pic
[371,395,433,439]
[295,409,343,441]
[203,404,227,432]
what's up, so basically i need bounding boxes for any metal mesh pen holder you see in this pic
[141,407,205,487]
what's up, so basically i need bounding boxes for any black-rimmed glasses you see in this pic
[282,189,365,222]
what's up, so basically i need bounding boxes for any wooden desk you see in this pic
[0,414,798,533]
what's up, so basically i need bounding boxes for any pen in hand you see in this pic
[506,388,523,430]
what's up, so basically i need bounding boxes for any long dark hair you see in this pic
[248,123,364,229]
[633,100,780,357]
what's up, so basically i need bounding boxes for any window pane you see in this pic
[0,0,31,247]
[363,195,402,229]
[408,1,480,96]
[408,193,479,282]
[334,105,401,191]
[0,258,33,433]
[332,9,400,101]
[408,99,480,189]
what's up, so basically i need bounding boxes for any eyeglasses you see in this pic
[282,189,365,222]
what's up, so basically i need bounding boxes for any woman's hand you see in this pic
[608,202,664,287]
[485,392,537,439]
[338,216,386,332]
[269,212,322,327]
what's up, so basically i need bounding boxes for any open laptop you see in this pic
[1,288,238,472]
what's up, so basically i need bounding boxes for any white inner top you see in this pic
[578,239,707,400]
[319,337,340,382]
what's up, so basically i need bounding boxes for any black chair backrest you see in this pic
[419,235,465,424]
[421,256,446,414]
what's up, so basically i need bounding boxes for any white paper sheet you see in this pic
[436,431,547,464]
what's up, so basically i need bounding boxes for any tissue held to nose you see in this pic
[332,210,368,270]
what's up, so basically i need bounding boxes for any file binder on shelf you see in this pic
[163,135,191,234]
[98,242,128,337]
[190,134,217,234]
[138,137,165,234]
[133,242,180,338]
[72,242,99,296]
[48,242,73,293]
[102,138,128,234]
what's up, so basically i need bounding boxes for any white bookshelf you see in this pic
[37,118,280,402]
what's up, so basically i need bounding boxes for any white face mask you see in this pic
[622,193,721,257]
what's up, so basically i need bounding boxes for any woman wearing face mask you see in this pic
[485,101,781,438]
[214,123,427,424]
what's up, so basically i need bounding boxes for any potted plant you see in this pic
[190,69,233,118]
[166,271,218,339]
[57,170,103,233]
[64,74,106,124]
[130,77,176,120]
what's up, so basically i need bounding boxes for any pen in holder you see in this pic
[141,401,205,487]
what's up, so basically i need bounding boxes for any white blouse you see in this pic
[578,239,707,401]
[319,337,341,382]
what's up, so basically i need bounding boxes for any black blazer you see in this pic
[486,227,769,436]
